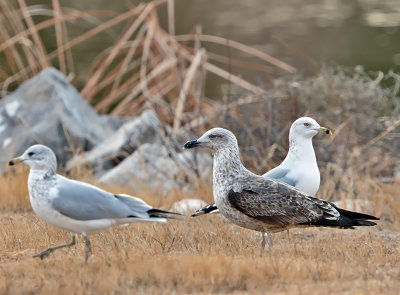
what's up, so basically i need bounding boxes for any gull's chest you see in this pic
[213,170,238,204]
[213,172,245,221]
[28,175,56,217]
[286,161,320,196]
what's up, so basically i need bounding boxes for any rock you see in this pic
[66,108,213,195]
[170,199,208,215]
[99,142,212,196]
[1,68,211,195]
[66,109,168,173]
[0,67,123,166]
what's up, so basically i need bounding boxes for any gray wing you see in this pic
[227,188,324,226]
[263,166,297,187]
[51,178,151,220]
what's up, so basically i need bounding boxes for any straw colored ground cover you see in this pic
[0,169,398,294]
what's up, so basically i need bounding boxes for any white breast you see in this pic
[287,163,320,196]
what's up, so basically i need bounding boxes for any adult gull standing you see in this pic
[9,144,181,263]
[192,117,332,216]
[184,128,379,255]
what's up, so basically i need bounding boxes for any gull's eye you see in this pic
[209,134,222,139]
[28,152,35,156]
[304,122,310,127]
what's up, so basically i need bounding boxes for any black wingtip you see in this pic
[355,220,377,226]
[147,208,183,220]
[147,208,182,215]
[333,205,380,221]
[299,215,378,228]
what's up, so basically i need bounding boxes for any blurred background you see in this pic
[1,0,400,203]
[4,0,400,96]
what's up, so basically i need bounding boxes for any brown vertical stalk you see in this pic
[81,3,156,100]
[173,49,205,131]
[167,0,175,36]
[17,0,49,68]
[52,0,66,73]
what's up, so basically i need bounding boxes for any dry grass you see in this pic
[0,169,399,294]
[0,0,294,128]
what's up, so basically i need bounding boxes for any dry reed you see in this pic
[0,0,294,127]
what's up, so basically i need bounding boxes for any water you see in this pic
[173,0,400,73]
[30,0,400,93]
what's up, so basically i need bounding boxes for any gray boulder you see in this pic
[66,108,212,195]
[0,67,123,165]
[2,67,212,195]
[66,109,169,173]
[98,142,212,196]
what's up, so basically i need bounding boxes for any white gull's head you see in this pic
[9,144,57,173]
[290,117,332,140]
[184,128,238,152]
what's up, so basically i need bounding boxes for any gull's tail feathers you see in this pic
[114,194,183,221]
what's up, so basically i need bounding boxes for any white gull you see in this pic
[9,144,181,262]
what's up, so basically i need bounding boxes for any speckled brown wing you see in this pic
[227,175,328,226]
[227,189,323,226]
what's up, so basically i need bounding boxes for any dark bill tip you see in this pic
[184,140,199,149]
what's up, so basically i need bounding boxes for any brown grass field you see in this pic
[0,166,399,294]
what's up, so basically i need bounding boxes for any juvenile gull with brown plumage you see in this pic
[192,117,332,217]
[184,128,379,255]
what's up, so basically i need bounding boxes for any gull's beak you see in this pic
[184,139,200,149]
[318,127,332,135]
[8,157,22,166]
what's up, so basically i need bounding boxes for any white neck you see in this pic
[28,167,56,187]
[27,168,56,202]
[283,135,317,166]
